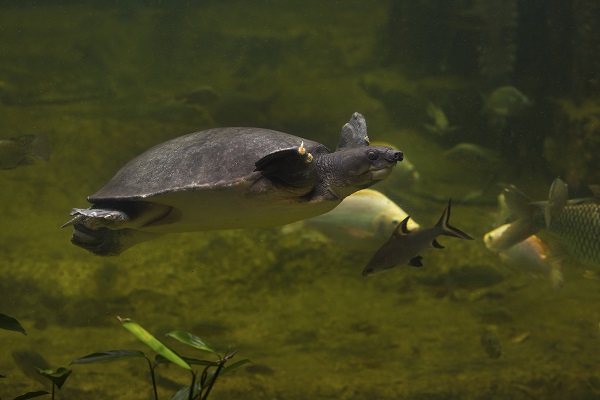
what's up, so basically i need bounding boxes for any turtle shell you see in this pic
[89,127,329,202]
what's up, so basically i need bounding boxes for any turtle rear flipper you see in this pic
[71,225,163,256]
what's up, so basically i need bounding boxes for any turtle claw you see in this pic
[61,208,129,230]
[71,224,162,256]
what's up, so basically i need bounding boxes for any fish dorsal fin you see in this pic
[437,199,474,240]
[432,239,444,249]
[545,178,568,228]
[393,216,412,237]
[409,256,423,267]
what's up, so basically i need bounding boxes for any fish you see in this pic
[293,189,420,251]
[175,85,220,106]
[493,178,600,267]
[423,102,458,136]
[484,85,531,118]
[480,325,502,359]
[362,200,474,276]
[484,223,563,287]
[0,134,50,169]
[444,142,504,172]
[282,189,419,251]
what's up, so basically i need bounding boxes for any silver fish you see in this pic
[495,178,600,267]
[362,200,474,276]
[293,189,420,251]
[0,134,50,169]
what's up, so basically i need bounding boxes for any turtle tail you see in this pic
[71,224,163,256]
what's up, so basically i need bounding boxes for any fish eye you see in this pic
[366,150,378,160]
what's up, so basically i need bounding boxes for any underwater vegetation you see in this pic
[0,1,599,399]
[1,313,72,400]
[1,314,248,400]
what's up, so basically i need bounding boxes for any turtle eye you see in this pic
[366,150,379,161]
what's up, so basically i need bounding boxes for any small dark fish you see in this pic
[362,200,474,276]
[175,85,220,106]
[0,134,50,169]
[480,325,502,359]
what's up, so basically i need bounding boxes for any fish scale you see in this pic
[498,178,600,268]
[530,201,600,267]
[547,203,600,266]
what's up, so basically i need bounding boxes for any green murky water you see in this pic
[1,1,599,399]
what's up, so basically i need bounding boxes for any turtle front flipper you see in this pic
[71,225,163,256]
[253,142,318,196]
[61,208,130,230]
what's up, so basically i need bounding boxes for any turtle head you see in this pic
[319,146,403,199]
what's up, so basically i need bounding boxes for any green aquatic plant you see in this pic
[12,368,72,400]
[71,316,250,400]
[0,313,72,400]
[0,313,27,335]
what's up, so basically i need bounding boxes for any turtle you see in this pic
[63,112,403,256]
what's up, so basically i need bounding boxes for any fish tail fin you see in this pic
[499,183,535,220]
[437,199,474,240]
[494,183,542,248]
[29,134,51,162]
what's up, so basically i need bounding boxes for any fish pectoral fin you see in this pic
[409,256,423,267]
[432,239,444,249]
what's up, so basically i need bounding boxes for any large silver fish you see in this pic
[295,189,420,251]
[362,200,474,276]
[492,178,600,267]
[0,134,50,169]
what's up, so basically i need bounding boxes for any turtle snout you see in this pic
[387,149,403,162]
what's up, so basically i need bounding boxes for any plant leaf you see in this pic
[220,359,252,376]
[0,313,26,335]
[12,390,51,400]
[155,354,215,367]
[36,367,72,389]
[71,350,146,365]
[166,331,218,354]
[118,317,191,370]
[169,385,193,400]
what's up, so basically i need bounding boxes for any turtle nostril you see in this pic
[393,151,403,161]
